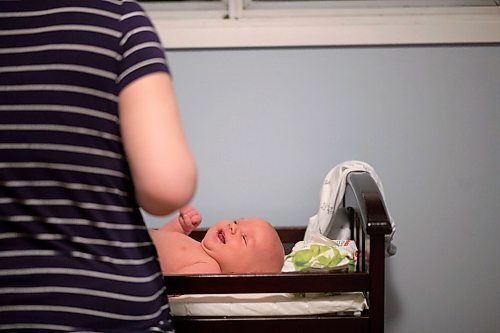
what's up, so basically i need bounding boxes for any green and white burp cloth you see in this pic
[282,234,358,272]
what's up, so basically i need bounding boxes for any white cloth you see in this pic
[305,160,396,256]
[169,292,367,317]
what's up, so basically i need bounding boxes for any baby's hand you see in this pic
[178,206,202,234]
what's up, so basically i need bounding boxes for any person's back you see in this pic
[0,1,195,331]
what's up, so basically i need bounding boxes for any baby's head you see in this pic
[201,217,284,273]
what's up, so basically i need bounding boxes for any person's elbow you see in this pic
[136,162,197,216]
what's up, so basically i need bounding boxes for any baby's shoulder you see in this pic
[151,228,191,242]
[162,234,221,274]
[175,260,221,274]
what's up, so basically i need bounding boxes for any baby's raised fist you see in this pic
[178,206,202,234]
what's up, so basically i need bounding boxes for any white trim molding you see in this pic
[143,1,500,49]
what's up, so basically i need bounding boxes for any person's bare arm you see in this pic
[119,72,196,215]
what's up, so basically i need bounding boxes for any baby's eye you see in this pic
[243,235,247,246]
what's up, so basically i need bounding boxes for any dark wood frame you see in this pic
[164,171,393,333]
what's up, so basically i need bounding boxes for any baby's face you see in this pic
[201,218,284,273]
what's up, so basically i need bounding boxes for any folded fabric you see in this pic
[169,292,367,317]
[282,234,358,272]
[305,160,397,256]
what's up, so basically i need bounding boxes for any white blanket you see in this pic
[305,160,396,256]
[169,292,367,317]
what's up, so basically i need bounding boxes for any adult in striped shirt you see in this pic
[0,1,196,332]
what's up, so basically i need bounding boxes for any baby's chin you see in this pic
[200,237,211,251]
[200,235,220,257]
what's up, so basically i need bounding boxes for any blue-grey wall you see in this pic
[144,45,500,332]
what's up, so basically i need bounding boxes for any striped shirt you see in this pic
[0,1,173,332]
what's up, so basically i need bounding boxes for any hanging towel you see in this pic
[305,160,397,256]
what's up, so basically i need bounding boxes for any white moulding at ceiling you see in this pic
[143,3,500,49]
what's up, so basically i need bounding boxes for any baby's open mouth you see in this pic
[217,230,226,244]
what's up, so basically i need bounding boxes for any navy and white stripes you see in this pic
[0,1,172,331]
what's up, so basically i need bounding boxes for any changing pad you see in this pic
[169,292,367,317]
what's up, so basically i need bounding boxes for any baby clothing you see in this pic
[305,160,397,256]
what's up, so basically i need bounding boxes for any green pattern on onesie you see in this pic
[283,239,357,272]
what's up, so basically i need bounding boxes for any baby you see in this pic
[149,206,284,274]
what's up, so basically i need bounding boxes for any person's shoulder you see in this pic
[117,0,147,13]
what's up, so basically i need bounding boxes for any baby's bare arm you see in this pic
[159,206,202,235]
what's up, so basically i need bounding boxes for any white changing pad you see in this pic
[169,292,367,317]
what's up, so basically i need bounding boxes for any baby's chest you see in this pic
[164,237,207,266]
